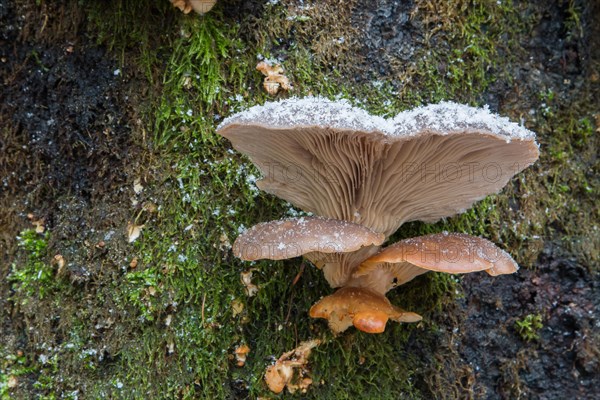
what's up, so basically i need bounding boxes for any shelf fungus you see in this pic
[170,0,216,15]
[217,97,539,334]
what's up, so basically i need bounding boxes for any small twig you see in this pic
[201,293,206,327]
[40,13,49,35]
[284,262,306,325]
[284,290,295,326]
[292,262,306,287]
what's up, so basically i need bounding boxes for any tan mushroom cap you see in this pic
[218,97,539,238]
[353,232,519,294]
[309,286,422,334]
[233,216,384,261]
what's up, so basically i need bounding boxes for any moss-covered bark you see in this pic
[1,0,598,398]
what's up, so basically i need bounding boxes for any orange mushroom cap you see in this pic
[309,287,421,334]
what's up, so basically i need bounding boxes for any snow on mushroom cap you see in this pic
[218,96,536,142]
[218,96,394,134]
[391,101,536,141]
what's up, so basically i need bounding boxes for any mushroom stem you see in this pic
[305,245,381,288]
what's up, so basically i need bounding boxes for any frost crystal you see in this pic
[218,97,536,142]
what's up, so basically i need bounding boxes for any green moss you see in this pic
[5,0,597,398]
[515,314,544,342]
[85,0,174,82]
[79,0,548,397]
[9,230,56,301]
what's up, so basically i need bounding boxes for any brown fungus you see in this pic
[233,216,384,261]
[256,61,293,96]
[218,97,539,333]
[309,232,520,332]
[309,287,422,334]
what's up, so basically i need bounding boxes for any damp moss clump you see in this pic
[9,230,55,301]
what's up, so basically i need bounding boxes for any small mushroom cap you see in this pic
[218,97,539,237]
[233,216,384,261]
[309,287,422,334]
[355,232,519,293]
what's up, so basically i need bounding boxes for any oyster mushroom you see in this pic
[233,216,384,270]
[356,232,519,287]
[218,97,539,333]
[310,232,519,332]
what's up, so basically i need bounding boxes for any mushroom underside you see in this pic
[221,125,538,237]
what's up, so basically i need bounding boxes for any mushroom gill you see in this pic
[218,98,539,238]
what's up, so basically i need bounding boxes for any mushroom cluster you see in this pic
[217,97,539,333]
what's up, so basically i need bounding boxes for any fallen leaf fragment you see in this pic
[133,178,144,194]
[7,375,17,388]
[231,299,244,317]
[53,254,66,276]
[219,233,231,251]
[28,213,45,233]
[234,344,251,367]
[256,61,292,96]
[264,339,321,394]
[241,269,258,297]
[127,222,144,243]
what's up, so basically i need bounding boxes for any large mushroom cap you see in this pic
[233,216,384,261]
[218,97,539,237]
[352,232,519,294]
